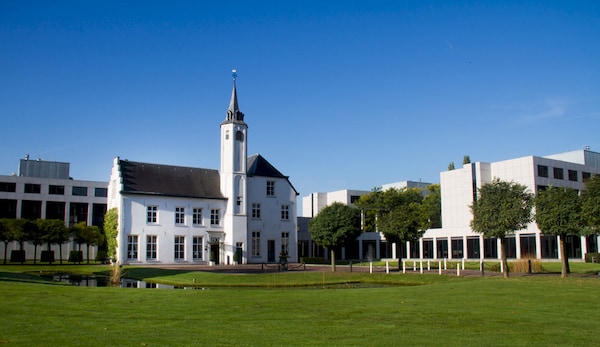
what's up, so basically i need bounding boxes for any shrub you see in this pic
[300,257,326,264]
[41,250,55,263]
[68,251,83,263]
[10,250,26,263]
[585,253,600,263]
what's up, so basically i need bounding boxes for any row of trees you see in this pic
[471,175,600,278]
[309,175,600,277]
[309,184,441,271]
[0,219,103,265]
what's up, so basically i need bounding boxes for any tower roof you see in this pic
[224,71,245,124]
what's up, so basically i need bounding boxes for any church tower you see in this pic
[220,70,248,262]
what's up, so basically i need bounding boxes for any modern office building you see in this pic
[0,158,108,260]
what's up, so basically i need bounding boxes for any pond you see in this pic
[43,274,207,289]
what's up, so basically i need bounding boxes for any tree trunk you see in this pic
[33,244,37,265]
[86,243,90,264]
[3,242,7,264]
[330,249,336,272]
[559,236,568,278]
[59,243,63,264]
[500,237,509,278]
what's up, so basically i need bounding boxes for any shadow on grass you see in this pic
[0,271,67,285]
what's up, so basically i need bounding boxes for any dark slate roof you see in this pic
[118,159,224,199]
[247,154,299,195]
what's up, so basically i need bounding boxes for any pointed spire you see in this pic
[226,69,245,123]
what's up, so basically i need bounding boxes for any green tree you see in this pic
[535,186,581,277]
[356,187,425,259]
[0,219,14,264]
[104,208,119,261]
[27,220,45,264]
[81,225,103,264]
[420,184,441,229]
[38,219,69,264]
[581,175,600,234]
[2,219,30,264]
[308,202,361,272]
[448,162,455,170]
[470,179,534,278]
[463,155,471,164]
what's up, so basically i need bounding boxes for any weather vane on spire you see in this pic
[232,69,237,81]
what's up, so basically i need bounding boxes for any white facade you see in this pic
[108,78,298,265]
[421,149,600,260]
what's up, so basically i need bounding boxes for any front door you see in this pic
[267,240,276,262]
[210,244,220,265]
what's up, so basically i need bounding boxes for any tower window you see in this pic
[236,130,244,141]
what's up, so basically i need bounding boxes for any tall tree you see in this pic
[104,208,119,262]
[470,179,534,278]
[3,219,30,264]
[0,219,14,264]
[463,155,471,164]
[581,175,600,235]
[27,220,45,264]
[308,202,361,272]
[535,186,581,277]
[81,224,103,264]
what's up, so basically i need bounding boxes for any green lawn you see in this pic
[1,264,599,346]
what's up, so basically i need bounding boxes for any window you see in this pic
[193,236,203,260]
[225,129,230,140]
[252,231,261,257]
[95,187,108,197]
[553,167,564,180]
[350,195,361,204]
[252,203,261,219]
[72,186,88,196]
[175,207,185,225]
[281,205,289,220]
[193,208,203,225]
[210,209,220,225]
[236,196,242,206]
[0,182,16,192]
[266,181,275,196]
[147,206,158,223]
[174,236,185,260]
[127,235,138,259]
[537,165,549,178]
[24,183,41,194]
[281,232,289,255]
[49,185,64,195]
[568,170,578,182]
[236,130,244,141]
[583,172,592,181]
[146,235,157,260]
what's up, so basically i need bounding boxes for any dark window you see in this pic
[0,182,16,192]
[49,185,65,195]
[46,201,65,220]
[541,235,558,259]
[537,165,549,178]
[520,234,537,258]
[505,237,517,258]
[568,170,578,182]
[467,237,480,258]
[350,195,361,204]
[24,183,41,194]
[72,186,88,196]
[410,241,420,258]
[422,239,434,258]
[553,167,564,180]
[0,199,17,219]
[436,239,448,258]
[21,200,42,219]
[582,172,591,181]
[451,238,463,259]
[483,237,498,259]
[95,187,108,197]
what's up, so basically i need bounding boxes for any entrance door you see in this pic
[210,244,220,265]
[267,240,276,262]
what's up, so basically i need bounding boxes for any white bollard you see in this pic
[386,261,389,274]
[413,261,416,271]
[370,262,373,274]
[457,263,460,276]
[444,258,447,270]
[438,261,442,275]
[500,261,504,273]
[420,260,423,274]
[402,260,406,274]
[462,258,465,270]
[427,259,431,271]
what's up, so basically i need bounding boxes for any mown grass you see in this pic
[1,263,599,346]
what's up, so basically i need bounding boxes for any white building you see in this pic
[0,158,108,260]
[108,76,298,265]
[420,149,600,261]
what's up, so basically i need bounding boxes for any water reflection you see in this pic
[50,274,206,289]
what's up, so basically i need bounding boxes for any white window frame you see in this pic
[175,206,185,225]
[147,205,158,223]
[281,205,289,220]
[210,209,220,226]
[252,231,261,257]
[252,203,261,219]
[174,236,185,260]
[146,235,157,260]
[192,236,203,260]
[127,235,139,260]
[266,181,275,196]
[192,208,203,225]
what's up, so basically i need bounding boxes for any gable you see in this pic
[118,160,224,199]
[247,154,298,195]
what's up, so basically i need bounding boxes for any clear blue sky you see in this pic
[2,1,599,198]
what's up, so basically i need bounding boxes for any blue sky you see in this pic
[1,1,599,199]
